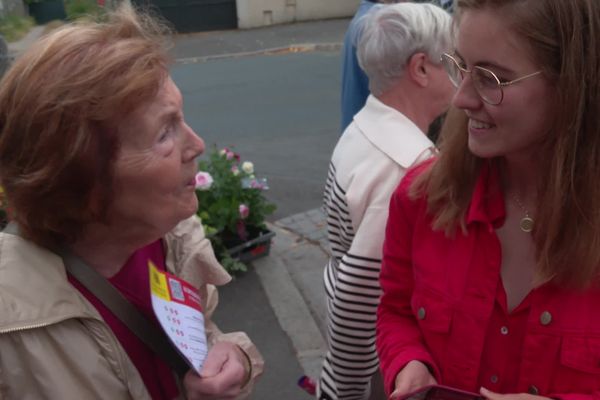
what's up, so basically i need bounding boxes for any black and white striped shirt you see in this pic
[318,95,434,400]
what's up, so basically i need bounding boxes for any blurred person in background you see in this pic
[340,0,390,133]
[320,3,452,399]
[0,5,263,399]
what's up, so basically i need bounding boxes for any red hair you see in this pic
[0,5,171,247]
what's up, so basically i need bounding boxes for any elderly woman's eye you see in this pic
[159,125,174,142]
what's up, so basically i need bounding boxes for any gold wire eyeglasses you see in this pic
[441,53,542,105]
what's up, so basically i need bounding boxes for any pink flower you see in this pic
[221,147,240,161]
[231,165,240,176]
[194,171,213,190]
[239,204,250,219]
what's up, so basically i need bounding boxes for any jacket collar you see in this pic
[164,215,231,287]
[0,233,99,332]
[465,159,505,228]
[0,216,231,333]
[353,95,435,169]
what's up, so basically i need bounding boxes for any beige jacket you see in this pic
[0,216,263,400]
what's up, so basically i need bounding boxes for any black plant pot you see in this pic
[223,228,276,263]
[28,0,67,24]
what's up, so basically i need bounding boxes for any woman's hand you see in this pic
[390,360,437,398]
[480,387,552,400]
[183,341,251,400]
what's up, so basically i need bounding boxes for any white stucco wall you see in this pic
[0,0,26,17]
[236,0,360,29]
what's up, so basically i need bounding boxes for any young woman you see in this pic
[377,0,600,398]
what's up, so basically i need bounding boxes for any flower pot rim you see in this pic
[225,228,275,253]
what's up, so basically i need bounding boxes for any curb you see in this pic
[252,219,328,379]
[175,42,342,65]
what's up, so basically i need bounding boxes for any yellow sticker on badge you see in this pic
[149,260,170,301]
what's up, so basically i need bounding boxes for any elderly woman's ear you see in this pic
[407,52,434,87]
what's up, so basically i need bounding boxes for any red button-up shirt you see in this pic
[377,160,600,399]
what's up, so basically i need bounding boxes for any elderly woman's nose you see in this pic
[183,123,204,160]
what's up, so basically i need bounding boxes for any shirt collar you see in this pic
[465,159,505,227]
[353,95,435,169]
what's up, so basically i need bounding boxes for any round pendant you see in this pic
[520,216,534,233]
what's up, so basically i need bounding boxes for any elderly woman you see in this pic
[0,5,262,400]
[320,3,452,400]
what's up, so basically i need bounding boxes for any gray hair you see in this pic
[357,2,452,96]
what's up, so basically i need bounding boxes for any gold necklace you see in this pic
[512,194,534,233]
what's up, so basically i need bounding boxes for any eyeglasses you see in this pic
[441,53,542,105]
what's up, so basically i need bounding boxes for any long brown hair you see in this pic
[0,4,171,248]
[412,0,600,287]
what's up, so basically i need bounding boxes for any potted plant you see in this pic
[195,147,276,274]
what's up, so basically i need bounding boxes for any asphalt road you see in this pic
[171,49,342,220]
[170,47,343,399]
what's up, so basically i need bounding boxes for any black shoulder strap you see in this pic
[60,250,190,378]
[3,223,190,378]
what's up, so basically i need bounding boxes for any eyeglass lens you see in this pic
[442,54,502,105]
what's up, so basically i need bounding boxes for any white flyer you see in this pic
[149,260,208,374]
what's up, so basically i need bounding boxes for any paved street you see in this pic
[168,19,348,399]
[171,49,341,219]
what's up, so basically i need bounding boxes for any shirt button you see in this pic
[528,385,539,395]
[490,375,498,384]
[417,307,426,320]
[500,326,509,335]
[540,311,552,325]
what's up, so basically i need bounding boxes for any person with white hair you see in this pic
[319,3,453,399]
[340,0,453,134]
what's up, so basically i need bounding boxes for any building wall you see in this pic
[236,0,360,29]
[0,0,26,18]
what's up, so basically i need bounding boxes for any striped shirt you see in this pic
[318,95,435,400]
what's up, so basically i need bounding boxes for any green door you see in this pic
[133,0,237,33]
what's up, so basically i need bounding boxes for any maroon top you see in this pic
[68,240,180,400]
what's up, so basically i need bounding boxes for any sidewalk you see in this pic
[7,18,347,62]
[172,18,347,63]
[6,25,45,58]
[258,209,329,379]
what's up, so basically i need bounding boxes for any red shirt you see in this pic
[68,240,179,400]
[377,160,600,399]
